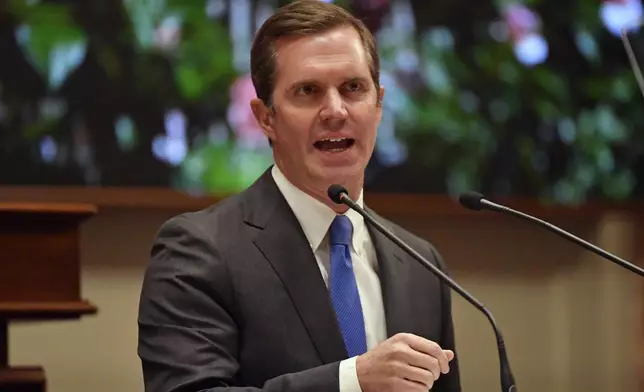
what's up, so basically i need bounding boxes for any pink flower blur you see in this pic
[227,74,269,149]
[504,3,541,42]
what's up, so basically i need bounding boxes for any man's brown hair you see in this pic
[250,0,380,107]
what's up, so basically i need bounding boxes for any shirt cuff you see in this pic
[339,356,363,392]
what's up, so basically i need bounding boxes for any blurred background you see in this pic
[2,0,644,204]
[2,1,644,392]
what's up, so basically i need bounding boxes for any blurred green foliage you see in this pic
[1,0,643,205]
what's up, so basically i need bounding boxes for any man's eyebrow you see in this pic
[288,76,370,88]
[288,79,318,89]
[345,76,370,83]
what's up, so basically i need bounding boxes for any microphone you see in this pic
[458,191,644,278]
[328,184,517,392]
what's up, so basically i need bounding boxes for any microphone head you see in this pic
[458,191,485,211]
[327,184,348,204]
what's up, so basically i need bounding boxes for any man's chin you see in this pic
[311,164,364,186]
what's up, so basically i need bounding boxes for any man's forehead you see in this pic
[276,60,371,88]
[274,27,366,59]
[273,27,370,81]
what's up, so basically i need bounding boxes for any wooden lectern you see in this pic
[0,203,98,392]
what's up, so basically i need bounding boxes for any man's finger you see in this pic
[405,336,450,374]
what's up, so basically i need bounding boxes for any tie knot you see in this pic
[330,215,353,246]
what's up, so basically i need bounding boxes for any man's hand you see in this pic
[356,333,455,392]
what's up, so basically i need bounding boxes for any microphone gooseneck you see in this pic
[328,184,517,392]
[458,192,644,278]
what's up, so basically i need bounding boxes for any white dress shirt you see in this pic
[271,165,387,392]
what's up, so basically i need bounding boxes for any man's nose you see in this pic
[319,89,348,121]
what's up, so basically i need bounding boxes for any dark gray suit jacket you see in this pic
[138,168,461,392]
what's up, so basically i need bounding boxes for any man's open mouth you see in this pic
[313,138,355,152]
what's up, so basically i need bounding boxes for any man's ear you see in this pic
[377,86,385,107]
[250,98,275,141]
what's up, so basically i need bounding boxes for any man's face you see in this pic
[252,26,384,195]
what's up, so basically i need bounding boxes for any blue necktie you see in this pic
[329,215,367,357]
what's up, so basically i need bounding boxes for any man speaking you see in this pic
[137,1,461,391]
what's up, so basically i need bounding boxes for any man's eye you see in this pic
[345,82,361,92]
[296,85,315,95]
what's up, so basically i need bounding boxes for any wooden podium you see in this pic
[0,203,98,392]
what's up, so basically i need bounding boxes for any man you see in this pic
[137,1,461,391]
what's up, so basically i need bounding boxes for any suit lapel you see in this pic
[244,170,348,364]
[365,209,416,338]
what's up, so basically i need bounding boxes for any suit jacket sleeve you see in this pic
[430,246,462,392]
[137,215,340,392]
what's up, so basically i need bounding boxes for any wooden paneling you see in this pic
[0,186,633,220]
[0,203,98,392]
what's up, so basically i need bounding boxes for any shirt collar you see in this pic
[271,164,365,252]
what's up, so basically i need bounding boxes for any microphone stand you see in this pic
[334,191,517,392]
